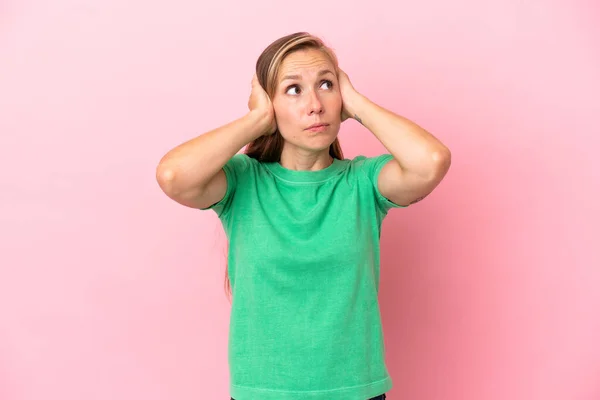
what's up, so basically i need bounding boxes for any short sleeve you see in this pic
[356,153,408,215]
[200,153,251,217]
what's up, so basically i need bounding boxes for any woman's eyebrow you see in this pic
[280,69,335,82]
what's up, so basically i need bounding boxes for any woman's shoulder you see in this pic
[225,153,259,172]
[346,153,394,170]
[226,153,394,180]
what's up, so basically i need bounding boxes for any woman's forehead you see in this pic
[278,51,335,80]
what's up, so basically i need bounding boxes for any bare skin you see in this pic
[270,48,343,171]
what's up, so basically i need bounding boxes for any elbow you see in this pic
[429,147,451,180]
[156,161,180,197]
[434,146,451,168]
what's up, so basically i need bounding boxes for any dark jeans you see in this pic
[231,395,386,400]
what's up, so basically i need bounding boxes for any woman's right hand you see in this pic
[248,74,277,135]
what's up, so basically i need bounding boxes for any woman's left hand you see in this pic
[337,68,360,122]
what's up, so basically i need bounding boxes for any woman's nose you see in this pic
[307,91,323,115]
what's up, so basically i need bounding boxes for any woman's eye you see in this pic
[321,80,333,90]
[286,85,300,95]
[285,81,333,95]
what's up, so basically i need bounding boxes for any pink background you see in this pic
[1,0,599,399]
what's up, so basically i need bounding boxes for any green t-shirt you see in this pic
[205,153,405,400]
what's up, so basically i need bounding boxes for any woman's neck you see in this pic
[279,147,333,171]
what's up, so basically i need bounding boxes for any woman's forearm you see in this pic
[348,93,450,179]
[156,110,270,197]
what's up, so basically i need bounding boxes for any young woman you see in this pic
[156,32,451,400]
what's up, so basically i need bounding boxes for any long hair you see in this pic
[224,32,344,300]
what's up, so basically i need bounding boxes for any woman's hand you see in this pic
[337,68,361,122]
[248,74,277,135]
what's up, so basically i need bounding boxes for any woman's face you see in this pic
[272,48,342,154]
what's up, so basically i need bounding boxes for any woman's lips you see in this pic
[306,123,329,132]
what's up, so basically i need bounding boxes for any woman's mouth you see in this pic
[306,123,329,132]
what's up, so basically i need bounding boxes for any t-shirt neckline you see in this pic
[264,158,346,183]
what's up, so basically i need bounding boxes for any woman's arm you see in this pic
[338,69,451,206]
[156,75,276,209]
[156,110,271,209]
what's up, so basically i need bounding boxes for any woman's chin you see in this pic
[306,133,338,148]
[281,128,339,153]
